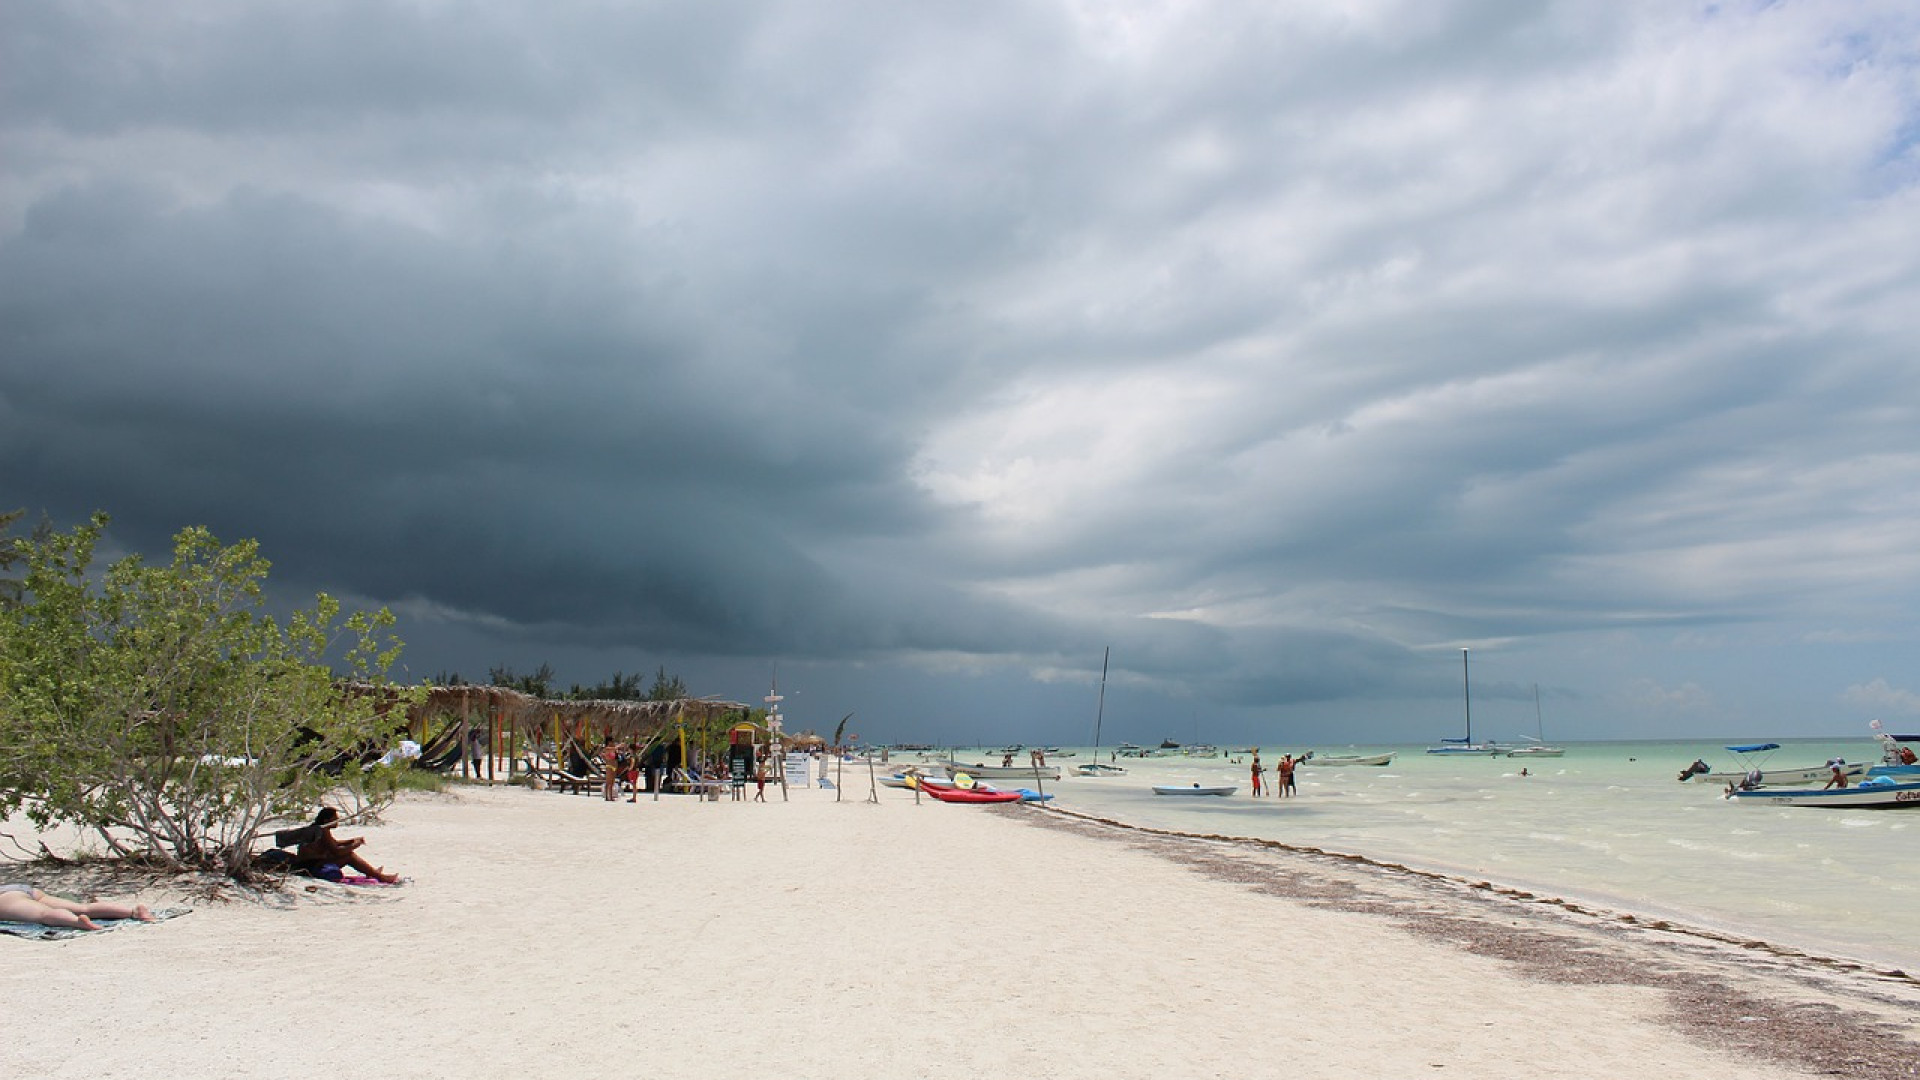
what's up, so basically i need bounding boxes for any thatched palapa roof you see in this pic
[419,685,751,739]
[355,683,754,742]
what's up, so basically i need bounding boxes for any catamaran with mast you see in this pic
[1427,647,1500,755]
[1507,684,1565,757]
[1077,647,1126,776]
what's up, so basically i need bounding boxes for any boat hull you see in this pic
[1304,752,1395,767]
[1152,784,1237,796]
[943,763,1063,781]
[1692,761,1870,786]
[1425,744,1501,755]
[1729,780,1920,808]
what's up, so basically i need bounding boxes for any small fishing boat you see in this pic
[1867,721,1920,779]
[1303,752,1395,767]
[1727,777,1920,808]
[1076,761,1128,776]
[1679,744,1871,787]
[1152,783,1238,797]
[942,761,1063,782]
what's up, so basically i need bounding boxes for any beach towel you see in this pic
[0,906,192,942]
[336,874,403,887]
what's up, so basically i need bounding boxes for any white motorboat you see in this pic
[1152,783,1237,797]
[1506,744,1564,758]
[1303,752,1396,767]
[1868,722,1920,779]
[1728,777,1920,808]
[942,761,1062,782]
[1679,743,1870,787]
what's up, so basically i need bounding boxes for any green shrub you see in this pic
[0,513,424,879]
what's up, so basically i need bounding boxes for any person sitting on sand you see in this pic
[0,884,152,931]
[295,808,399,883]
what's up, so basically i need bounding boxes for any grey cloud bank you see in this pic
[5,0,1920,747]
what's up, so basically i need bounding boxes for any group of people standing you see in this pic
[1248,751,1300,798]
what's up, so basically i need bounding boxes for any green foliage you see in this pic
[567,669,644,701]
[489,662,554,698]
[0,513,424,879]
[647,665,687,702]
[0,508,25,607]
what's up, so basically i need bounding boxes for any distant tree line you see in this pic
[431,663,690,702]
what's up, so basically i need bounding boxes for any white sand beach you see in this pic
[5,781,1917,1079]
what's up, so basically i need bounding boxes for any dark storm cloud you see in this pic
[6,1,1920,742]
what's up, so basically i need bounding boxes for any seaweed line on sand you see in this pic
[1013,803,1920,1080]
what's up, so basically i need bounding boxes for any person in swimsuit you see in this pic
[1824,761,1849,790]
[293,807,400,883]
[0,884,152,931]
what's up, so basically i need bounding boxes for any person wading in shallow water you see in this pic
[1250,752,1265,797]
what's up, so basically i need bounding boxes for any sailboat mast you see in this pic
[1462,648,1472,744]
[1092,646,1110,753]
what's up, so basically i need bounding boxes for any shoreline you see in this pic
[5,784,1917,1079]
[1037,803,1920,984]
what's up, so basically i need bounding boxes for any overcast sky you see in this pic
[5,1,1920,748]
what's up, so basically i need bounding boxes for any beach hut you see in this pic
[377,683,751,784]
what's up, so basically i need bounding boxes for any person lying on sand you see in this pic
[0,884,153,931]
[295,808,400,883]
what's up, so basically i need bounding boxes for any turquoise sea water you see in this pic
[905,738,1918,972]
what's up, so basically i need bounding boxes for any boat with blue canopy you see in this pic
[1679,742,1870,787]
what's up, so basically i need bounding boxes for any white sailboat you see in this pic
[1427,648,1500,754]
[1077,647,1126,776]
[1507,684,1565,757]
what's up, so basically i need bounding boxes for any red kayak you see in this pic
[919,783,1023,804]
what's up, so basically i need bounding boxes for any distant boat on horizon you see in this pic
[1507,684,1565,758]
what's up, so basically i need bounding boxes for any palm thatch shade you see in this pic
[357,683,752,742]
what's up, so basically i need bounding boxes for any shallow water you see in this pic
[908,739,1918,972]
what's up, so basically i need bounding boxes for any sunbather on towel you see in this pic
[295,808,400,883]
[0,884,153,931]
